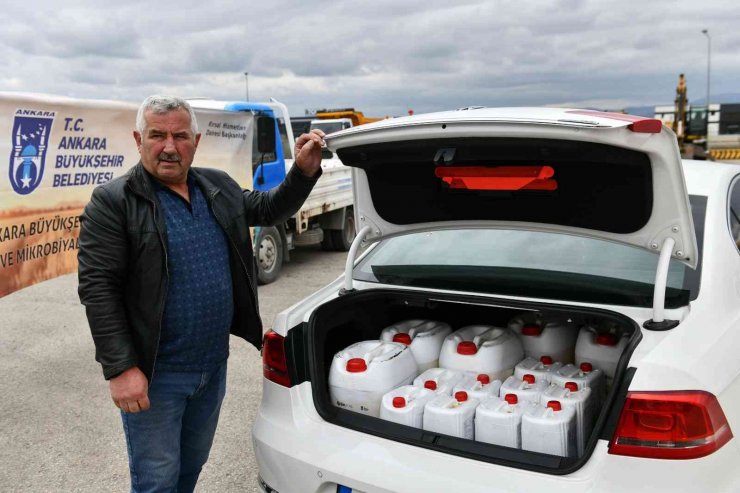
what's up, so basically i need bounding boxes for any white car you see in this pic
[253,108,740,493]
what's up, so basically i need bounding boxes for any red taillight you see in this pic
[262,330,292,387]
[609,390,733,459]
[628,119,663,134]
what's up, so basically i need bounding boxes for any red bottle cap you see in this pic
[424,380,437,391]
[540,355,553,365]
[477,374,490,385]
[346,358,367,373]
[457,341,477,355]
[565,382,579,392]
[521,324,542,336]
[504,393,518,405]
[595,333,618,346]
[580,362,593,373]
[392,333,412,345]
[454,391,468,402]
[392,396,406,408]
[547,400,562,411]
[523,374,536,384]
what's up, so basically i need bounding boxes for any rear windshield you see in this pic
[354,195,706,308]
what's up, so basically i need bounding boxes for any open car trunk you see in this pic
[290,288,640,475]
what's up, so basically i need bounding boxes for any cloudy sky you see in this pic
[1,0,738,116]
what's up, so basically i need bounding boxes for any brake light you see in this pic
[435,166,558,191]
[262,331,292,387]
[609,390,733,459]
[628,119,662,133]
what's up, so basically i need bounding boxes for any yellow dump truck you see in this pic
[309,108,387,135]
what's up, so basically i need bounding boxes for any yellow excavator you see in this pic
[671,74,707,160]
[314,108,385,127]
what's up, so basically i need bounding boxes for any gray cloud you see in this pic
[0,0,738,116]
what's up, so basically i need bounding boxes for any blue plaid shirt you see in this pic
[152,173,233,372]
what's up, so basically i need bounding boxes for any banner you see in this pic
[0,92,253,297]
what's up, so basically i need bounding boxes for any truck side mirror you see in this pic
[257,116,276,154]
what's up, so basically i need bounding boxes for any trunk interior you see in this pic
[294,288,640,474]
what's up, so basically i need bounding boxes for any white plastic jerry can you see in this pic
[423,391,480,439]
[521,401,577,457]
[508,313,578,363]
[453,373,503,402]
[379,319,453,372]
[380,385,436,428]
[575,326,629,384]
[328,340,419,417]
[541,383,595,456]
[475,394,533,448]
[550,362,606,408]
[514,356,563,384]
[438,325,524,381]
[413,367,466,395]
[500,374,550,404]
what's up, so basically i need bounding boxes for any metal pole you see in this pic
[702,30,711,138]
[244,72,249,101]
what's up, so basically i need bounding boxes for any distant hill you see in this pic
[625,94,740,116]
[692,93,740,105]
[624,106,655,117]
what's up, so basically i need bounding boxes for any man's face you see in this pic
[133,108,201,184]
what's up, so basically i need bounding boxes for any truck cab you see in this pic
[219,101,293,192]
[188,99,355,285]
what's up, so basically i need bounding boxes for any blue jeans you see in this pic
[121,362,227,493]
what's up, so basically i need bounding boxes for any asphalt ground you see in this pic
[0,244,348,492]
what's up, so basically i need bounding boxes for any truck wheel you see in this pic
[256,226,283,285]
[320,233,336,251]
[330,209,355,251]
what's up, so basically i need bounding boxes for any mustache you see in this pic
[158,152,181,162]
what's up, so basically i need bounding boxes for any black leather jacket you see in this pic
[78,162,319,381]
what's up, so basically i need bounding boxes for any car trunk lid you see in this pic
[325,107,698,269]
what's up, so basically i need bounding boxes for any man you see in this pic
[78,95,324,492]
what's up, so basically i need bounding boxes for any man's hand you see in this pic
[294,129,325,177]
[110,367,150,413]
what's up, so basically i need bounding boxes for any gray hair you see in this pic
[136,95,199,135]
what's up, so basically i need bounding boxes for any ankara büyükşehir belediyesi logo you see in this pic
[9,111,55,195]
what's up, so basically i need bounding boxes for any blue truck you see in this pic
[189,99,355,284]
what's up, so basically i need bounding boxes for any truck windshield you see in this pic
[310,121,348,134]
[353,195,706,309]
